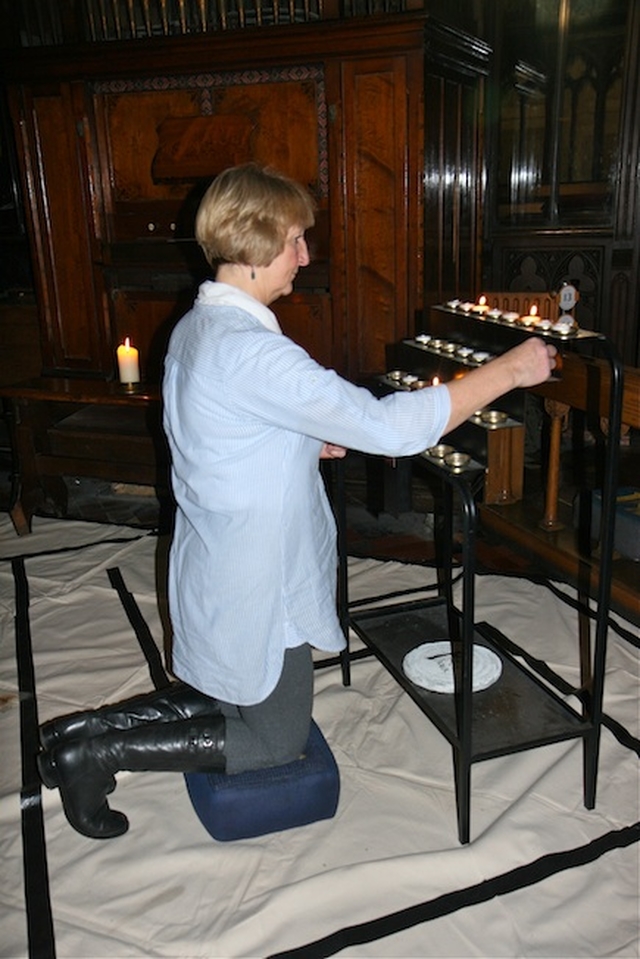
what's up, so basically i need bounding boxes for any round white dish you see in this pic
[402,641,502,693]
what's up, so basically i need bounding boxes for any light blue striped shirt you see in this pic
[163,282,451,704]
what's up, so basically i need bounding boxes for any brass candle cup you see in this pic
[444,451,471,470]
[427,443,454,458]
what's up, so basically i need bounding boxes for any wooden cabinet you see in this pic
[3,16,489,385]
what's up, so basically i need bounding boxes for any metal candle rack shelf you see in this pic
[335,454,595,844]
[331,309,623,844]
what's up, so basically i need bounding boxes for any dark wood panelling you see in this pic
[483,1,640,368]
[422,21,490,312]
[4,15,447,383]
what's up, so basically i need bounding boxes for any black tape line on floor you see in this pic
[268,821,640,959]
[107,566,170,691]
[479,620,640,756]
[13,557,57,959]
[0,532,149,566]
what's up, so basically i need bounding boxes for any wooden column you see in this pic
[539,398,570,531]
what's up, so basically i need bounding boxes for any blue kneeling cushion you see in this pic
[184,720,340,841]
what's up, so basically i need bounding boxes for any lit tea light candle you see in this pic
[519,304,540,327]
[117,336,140,384]
[472,295,489,315]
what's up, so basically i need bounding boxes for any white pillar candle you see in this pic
[117,337,140,384]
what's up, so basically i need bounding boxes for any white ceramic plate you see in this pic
[402,641,502,693]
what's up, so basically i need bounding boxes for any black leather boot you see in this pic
[38,716,226,840]
[38,745,127,839]
[39,681,219,752]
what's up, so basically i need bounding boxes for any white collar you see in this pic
[196,281,282,334]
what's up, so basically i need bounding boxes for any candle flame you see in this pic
[478,295,487,307]
[530,305,538,317]
[124,336,131,350]
[432,376,440,386]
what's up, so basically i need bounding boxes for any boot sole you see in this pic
[65,807,129,839]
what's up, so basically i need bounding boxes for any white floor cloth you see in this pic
[0,514,638,958]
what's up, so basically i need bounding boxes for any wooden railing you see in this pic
[0,0,422,46]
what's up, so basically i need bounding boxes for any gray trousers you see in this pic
[217,643,314,775]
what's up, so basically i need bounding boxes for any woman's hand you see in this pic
[444,337,557,435]
[501,337,558,390]
[320,443,348,460]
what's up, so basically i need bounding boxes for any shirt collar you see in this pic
[196,280,282,334]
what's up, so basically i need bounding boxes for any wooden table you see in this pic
[1,378,165,535]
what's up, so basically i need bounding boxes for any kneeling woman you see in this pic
[38,163,556,838]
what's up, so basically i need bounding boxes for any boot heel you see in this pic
[37,750,117,795]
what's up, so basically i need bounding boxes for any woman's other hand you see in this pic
[320,443,348,460]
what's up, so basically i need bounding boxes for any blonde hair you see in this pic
[195,163,316,268]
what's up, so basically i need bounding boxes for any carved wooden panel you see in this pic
[494,242,604,333]
[341,55,414,379]
[8,82,111,374]
[151,115,255,181]
[94,68,327,243]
